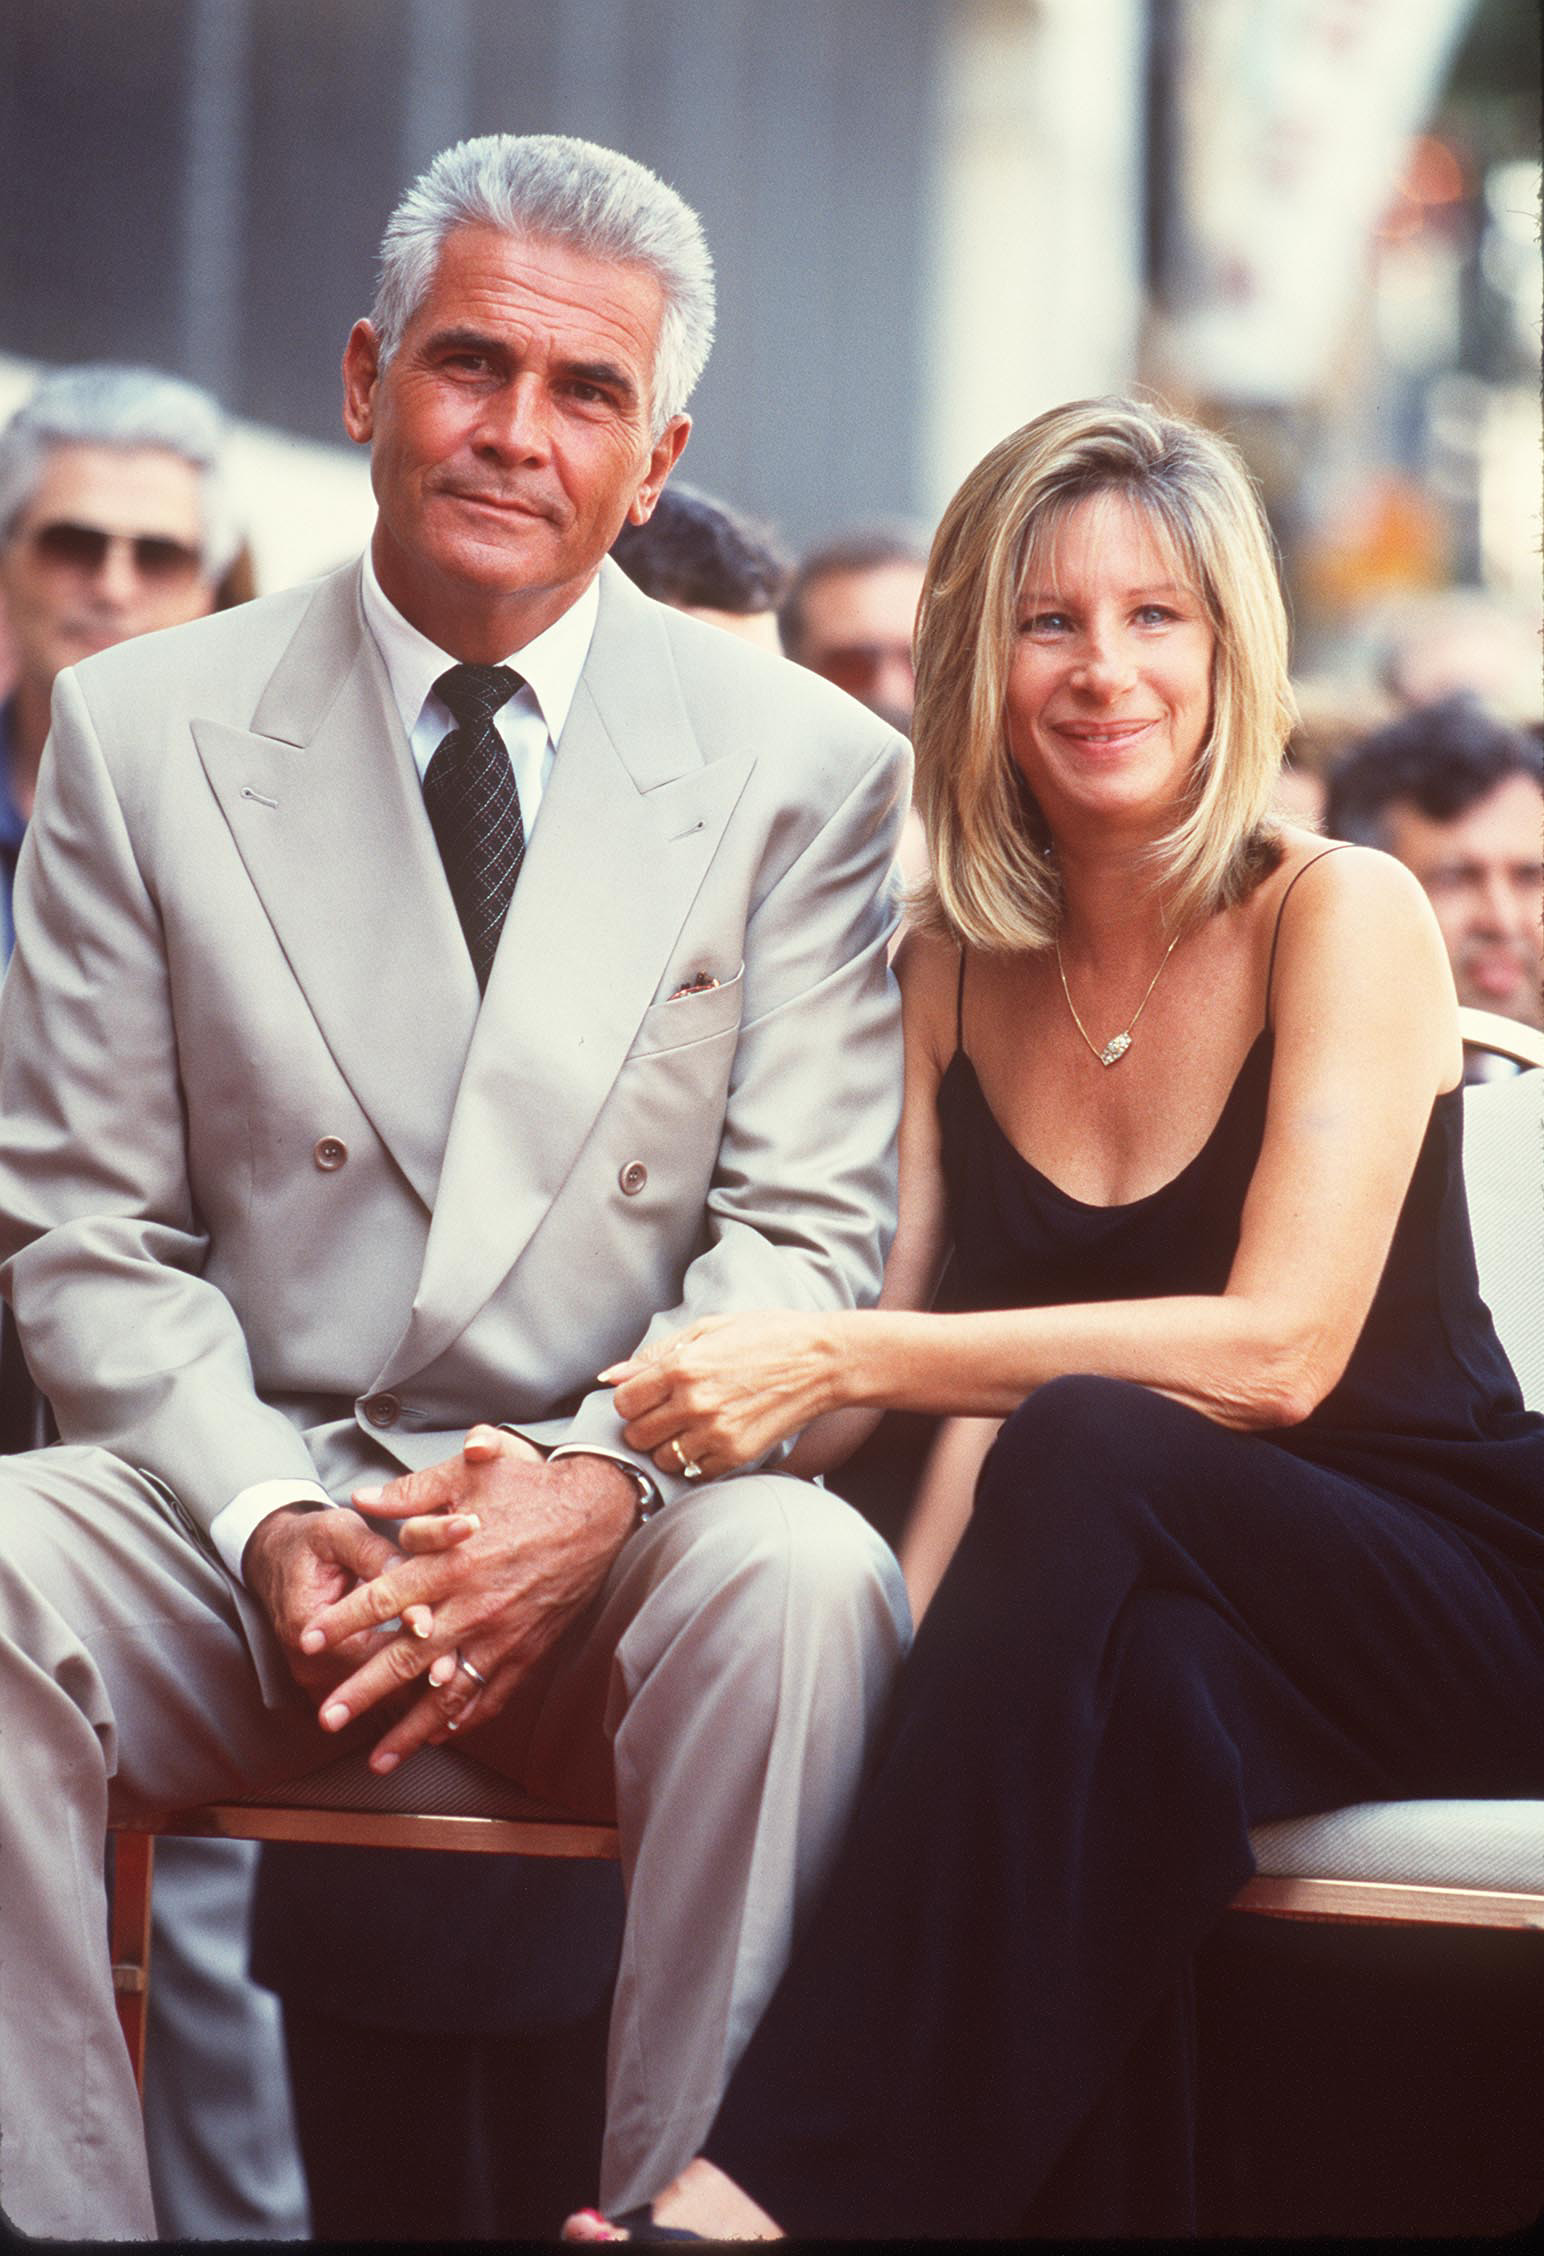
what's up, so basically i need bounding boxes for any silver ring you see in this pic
[457,1655,489,1688]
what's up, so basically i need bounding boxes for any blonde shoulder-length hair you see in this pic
[909,398,1295,953]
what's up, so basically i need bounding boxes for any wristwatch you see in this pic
[547,1445,664,1523]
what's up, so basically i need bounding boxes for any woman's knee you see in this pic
[966,1379,1231,1584]
[982,1376,1172,1500]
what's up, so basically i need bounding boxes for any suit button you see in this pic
[619,1160,648,1196]
[361,1391,400,1429]
[314,1136,348,1171]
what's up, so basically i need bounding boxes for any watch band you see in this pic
[547,1446,664,1522]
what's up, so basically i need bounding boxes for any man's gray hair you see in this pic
[0,364,243,576]
[370,134,716,436]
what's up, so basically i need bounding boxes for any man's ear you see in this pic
[627,415,692,527]
[341,321,382,445]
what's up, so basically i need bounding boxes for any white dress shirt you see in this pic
[359,545,597,804]
[209,555,600,1582]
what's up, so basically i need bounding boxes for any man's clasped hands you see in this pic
[241,1427,640,1774]
[240,1314,787,1775]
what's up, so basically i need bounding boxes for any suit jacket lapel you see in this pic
[193,563,478,1211]
[388,563,754,1378]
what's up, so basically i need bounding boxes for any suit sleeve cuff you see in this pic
[210,1479,333,1584]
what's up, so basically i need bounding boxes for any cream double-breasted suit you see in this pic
[0,555,912,2238]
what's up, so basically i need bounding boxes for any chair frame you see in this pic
[110,1785,618,2087]
[1229,1871,1544,1931]
[1454,1004,1544,1070]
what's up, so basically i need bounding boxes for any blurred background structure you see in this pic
[1,0,1537,708]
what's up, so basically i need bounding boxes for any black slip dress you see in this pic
[705,854,1544,2238]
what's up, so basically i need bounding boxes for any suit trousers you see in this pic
[142,1838,309,2239]
[704,1377,1544,2238]
[0,1444,909,2240]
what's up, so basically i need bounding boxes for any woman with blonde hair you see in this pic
[566,399,1544,2240]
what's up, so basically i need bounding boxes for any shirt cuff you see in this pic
[210,1479,333,1584]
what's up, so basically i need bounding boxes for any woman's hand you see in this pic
[602,1310,846,1479]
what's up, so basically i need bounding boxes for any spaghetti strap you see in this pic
[955,948,968,1059]
[1264,845,1351,1027]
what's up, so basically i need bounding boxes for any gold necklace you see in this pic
[1055,929,1181,1067]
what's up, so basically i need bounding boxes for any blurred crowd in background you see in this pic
[2,0,1537,975]
[2,0,1538,670]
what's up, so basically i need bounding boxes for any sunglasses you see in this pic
[26,519,204,583]
[817,642,916,695]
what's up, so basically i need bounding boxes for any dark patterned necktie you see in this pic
[423,662,528,992]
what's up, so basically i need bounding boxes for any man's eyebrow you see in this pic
[422,325,507,360]
[558,356,639,403]
[419,328,638,404]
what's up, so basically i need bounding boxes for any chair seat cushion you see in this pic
[1248,1799,1544,1893]
[233,1742,595,1825]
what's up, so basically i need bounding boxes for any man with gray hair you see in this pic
[0,363,243,954]
[0,362,308,2243]
[0,133,909,2240]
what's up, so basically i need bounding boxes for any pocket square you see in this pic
[668,973,721,1000]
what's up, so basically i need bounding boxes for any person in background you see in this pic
[253,474,793,2242]
[780,524,927,732]
[611,479,788,647]
[0,362,308,2243]
[783,523,931,892]
[1326,695,1542,1061]
[0,368,254,939]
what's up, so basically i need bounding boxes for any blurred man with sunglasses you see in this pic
[779,525,932,913]
[0,365,245,957]
[778,523,928,736]
[0,362,306,2243]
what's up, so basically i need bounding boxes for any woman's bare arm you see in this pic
[610,851,1461,1469]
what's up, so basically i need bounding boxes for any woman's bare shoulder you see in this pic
[1267,829,1441,939]
[1265,831,1458,1077]
[895,925,963,999]
[895,927,964,1072]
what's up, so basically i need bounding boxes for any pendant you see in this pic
[1099,1032,1132,1066]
